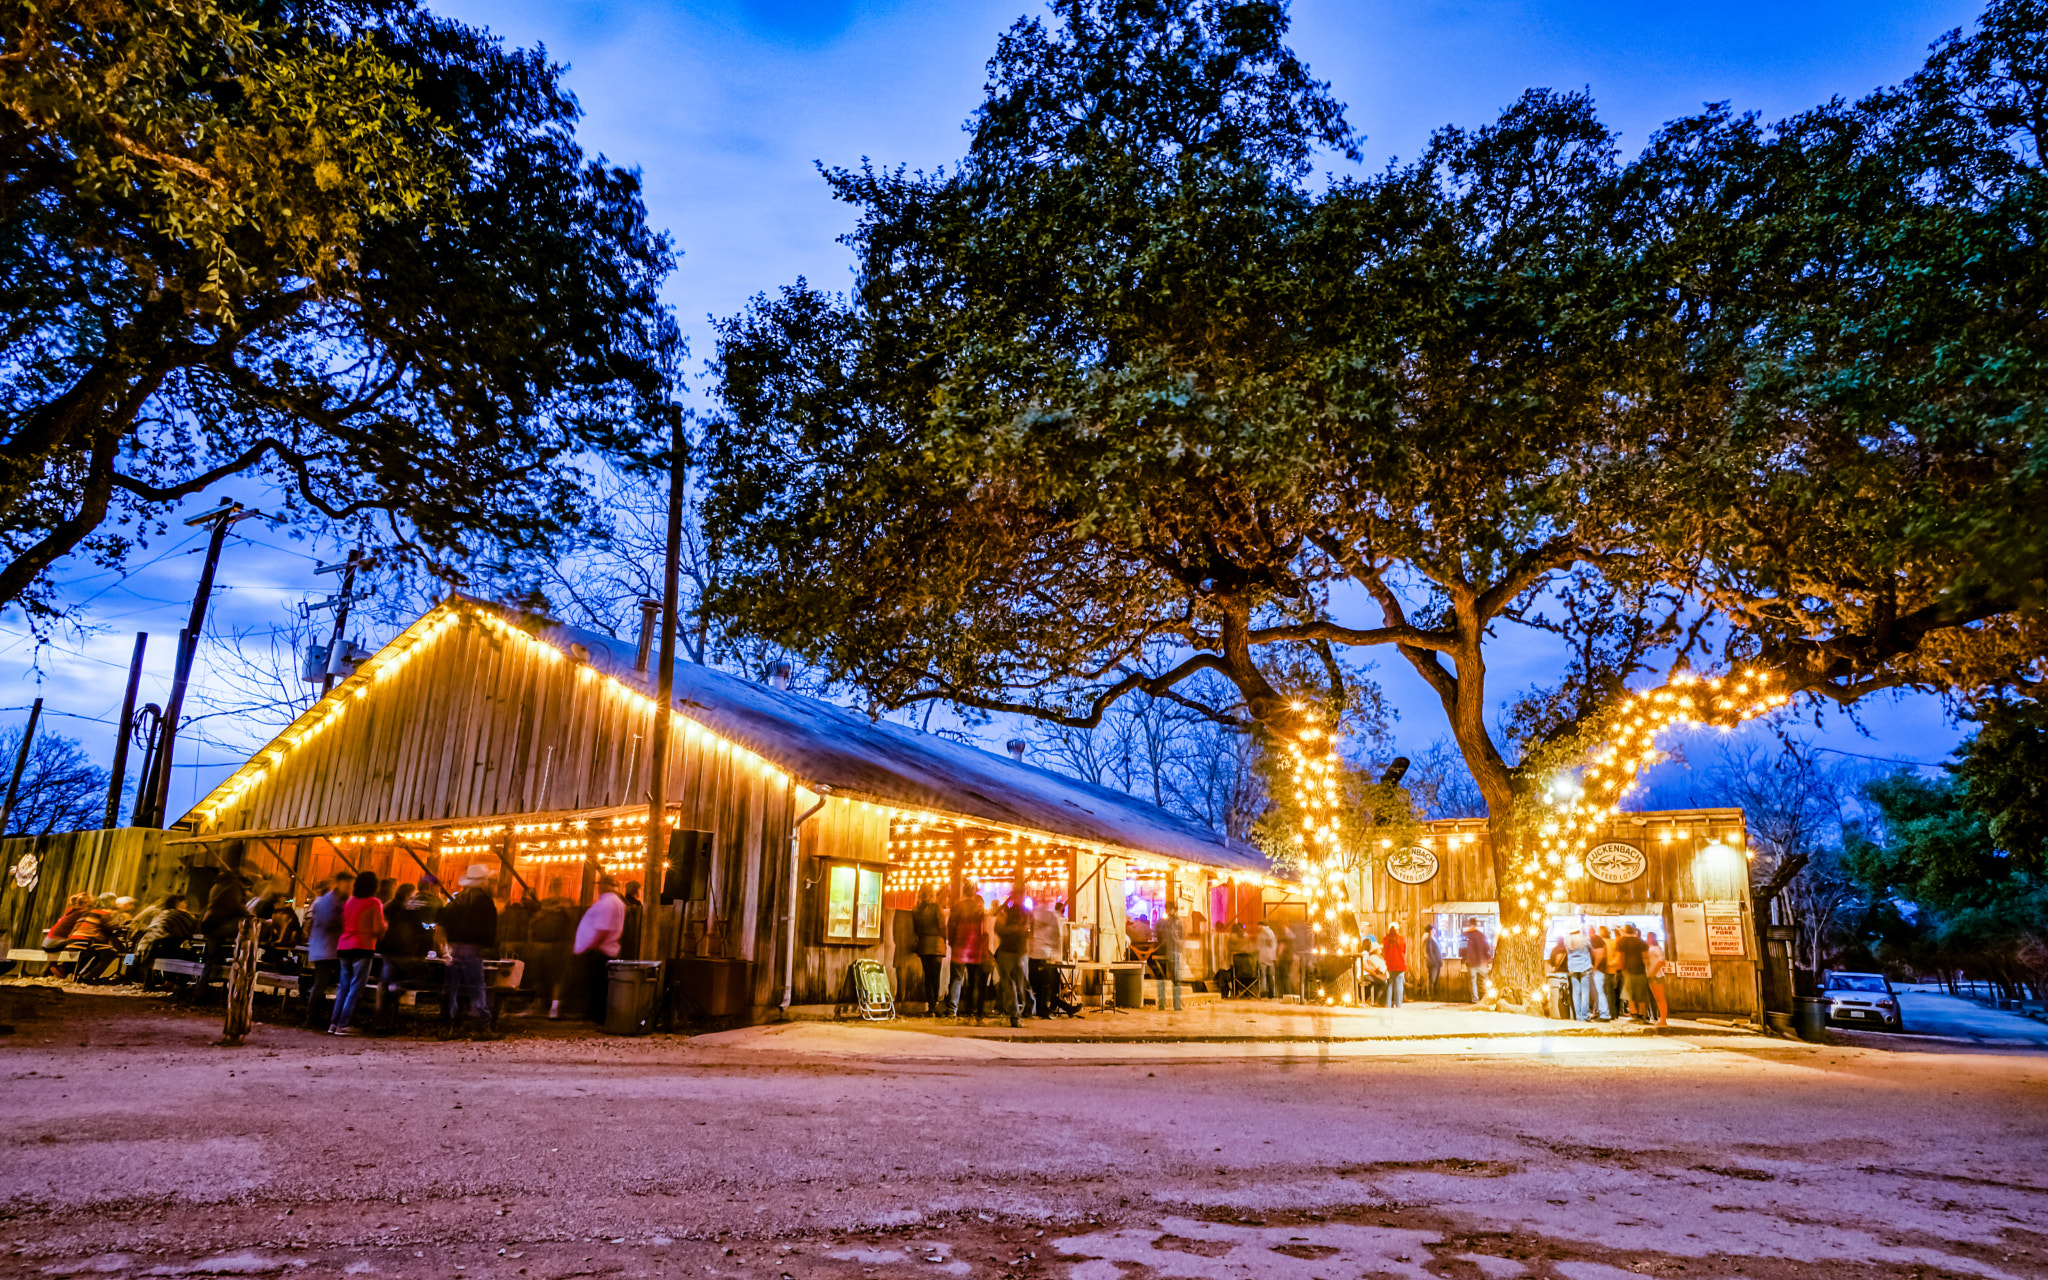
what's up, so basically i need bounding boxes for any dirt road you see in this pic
[3,985,2044,1280]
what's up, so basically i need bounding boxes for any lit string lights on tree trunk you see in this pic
[1282,703,1358,999]
[1504,669,1791,938]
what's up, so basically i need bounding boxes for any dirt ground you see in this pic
[2,983,2045,1280]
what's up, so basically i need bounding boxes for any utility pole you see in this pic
[104,633,148,828]
[641,407,686,961]
[1,696,43,836]
[313,548,371,695]
[146,499,260,829]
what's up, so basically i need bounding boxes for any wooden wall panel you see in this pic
[187,617,777,864]
[778,796,892,1008]
[0,829,166,955]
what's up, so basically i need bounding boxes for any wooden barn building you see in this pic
[166,595,1277,1017]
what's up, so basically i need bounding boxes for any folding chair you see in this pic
[850,958,897,1021]
[1220,952,1259,998]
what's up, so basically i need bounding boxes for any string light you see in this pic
[1278,709,1353,1000]
[1510,668,1791,930]
[191,598,1304,909]
[191,600,795,825]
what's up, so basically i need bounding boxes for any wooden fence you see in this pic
[0,829,173,955]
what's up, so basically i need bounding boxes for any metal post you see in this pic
[634,599,661,673]
[148,502,252,829]
[1,696,44,836]
[642,409,685,960]
[130,701,164,828]
[105,633,148,828]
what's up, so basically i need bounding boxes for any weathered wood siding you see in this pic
[782,796,892,1007]
[189,613,700,835]
[182,609,801,976]
[0,829,169,954]
[1347,810,1759,1017]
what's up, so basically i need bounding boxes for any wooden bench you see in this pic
[253,970,301,996]
[7,946,81,964]
[6,947,85,978]
[375,958,525,1028]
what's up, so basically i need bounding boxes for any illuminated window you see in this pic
[822,862,884,944]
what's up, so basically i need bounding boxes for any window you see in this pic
[822,862,884,944]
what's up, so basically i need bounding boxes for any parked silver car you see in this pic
[1822,971,1904,1030]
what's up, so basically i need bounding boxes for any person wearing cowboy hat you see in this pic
[440,864,500,1038]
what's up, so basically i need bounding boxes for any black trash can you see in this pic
[1112,965,1144,1009]
[1793,995,1830,1042]
[606,960,662,1036]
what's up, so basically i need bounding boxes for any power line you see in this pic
[1808,745,1948,768]
[0,705,118,726]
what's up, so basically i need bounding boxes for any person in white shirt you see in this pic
[1254,922,1278,998]
[1028,898,1066,1017]
[573,875,626,1022]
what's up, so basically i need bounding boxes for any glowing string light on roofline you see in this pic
[189,601,799,824]
[192,601,1273,893]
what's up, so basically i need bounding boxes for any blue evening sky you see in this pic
[1,0,1984,818]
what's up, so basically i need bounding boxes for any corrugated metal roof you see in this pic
[500,599,1270,877]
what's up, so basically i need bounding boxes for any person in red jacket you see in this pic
[947,892,987,1021]
[1382,923,1409,1008]
[329,870,387,1036]
[40,893,94,978]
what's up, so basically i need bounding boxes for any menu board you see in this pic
[1671,904,1709,959]
[1673,962,1712,980]
[1704,902,1746,956]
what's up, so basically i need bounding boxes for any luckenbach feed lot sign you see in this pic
[1386,845,1439,885]
[1585,841,1649,884]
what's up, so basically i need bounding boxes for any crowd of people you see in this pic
[29,856,649,1040]
[898,888,1497,1016]
[905,885,1076,1026]
[35,860,1677,1031]
[1549,922,1671,1026]
[302,864,640,1036]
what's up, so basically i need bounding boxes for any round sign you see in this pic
[1385,845,1440,885]
[10,852,37,891]
[1585,841,1648,884]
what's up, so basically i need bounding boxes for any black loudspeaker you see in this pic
[661,829,713,904]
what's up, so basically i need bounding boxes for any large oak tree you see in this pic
[702,0,2048,996]
[0,0,680,624]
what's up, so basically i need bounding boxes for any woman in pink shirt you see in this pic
[329,870,386,1035]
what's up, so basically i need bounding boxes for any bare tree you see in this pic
[1402,737,1489,820]
[0,725,109,835]
[189,608,328,755]
[1024,669,1387,843]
